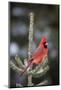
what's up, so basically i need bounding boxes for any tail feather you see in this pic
[20,59,33,76]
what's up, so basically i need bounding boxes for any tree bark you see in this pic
[28,12,34,86]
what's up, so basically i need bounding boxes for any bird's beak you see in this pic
[45,43,48,46]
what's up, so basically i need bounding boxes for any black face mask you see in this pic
[43,42,47,48]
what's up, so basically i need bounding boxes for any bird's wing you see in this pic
[32,47,43,58]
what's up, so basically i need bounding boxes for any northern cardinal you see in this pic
[21,37,48,76]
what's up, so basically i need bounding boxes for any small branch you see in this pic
[27,56,49,76]
[10,61,23,73]
[24,58,28,67]
[28,63,49,77]
[15,55,25,69]
[35,79,48,86]
[33,65,49,77]
[28,12,34,59]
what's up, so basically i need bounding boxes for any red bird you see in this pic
[21,37,48,75]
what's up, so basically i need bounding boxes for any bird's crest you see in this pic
[41,37,47,43]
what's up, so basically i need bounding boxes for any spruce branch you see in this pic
[15,55,25,69]
[10,61,23,73]
[27,58,49,77]
[24,58,28,67]
[32,65,49,78]
[35,79,49,86]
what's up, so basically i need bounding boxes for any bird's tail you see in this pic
[20,59,33,76]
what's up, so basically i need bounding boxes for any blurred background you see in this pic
[9,2,59,87]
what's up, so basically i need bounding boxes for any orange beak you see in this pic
[45,42,48,46]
